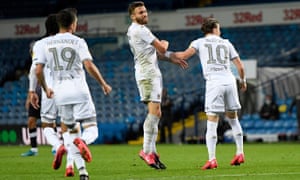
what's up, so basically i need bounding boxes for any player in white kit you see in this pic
[30,14,79,177]
[170,18,247,170]
[127,1,188,169]
[34,8,112,179]
[30,13,82,177]
[22,15,57,158]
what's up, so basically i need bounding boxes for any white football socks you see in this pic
[143,114,153,154]
[81,125,98,145]
[70,132,86,172]
[64,129,87,172]
[30,148,38,152]
[43,127,61,151]
[62,132,74,168]
[226,117,244,155]
[143,114,160,154]
[206,121,218,161]
[150,115,159,154]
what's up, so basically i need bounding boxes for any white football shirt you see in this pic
[190,34,239,85]
[127,22,162,81]
[33,32,93,105]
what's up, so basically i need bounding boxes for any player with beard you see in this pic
[127,1,188,169]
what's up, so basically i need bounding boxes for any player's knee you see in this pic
[28,117,37,128]
[157,111,162,118]
[225,111,237,119]
[41,122,55,129]
[82,121,99,144]
[81,117,97,129]
[154,107,162,118]
[41,117,56,126]
[66,123,78,132]
[68,123,80,134]
[61,118,77,132]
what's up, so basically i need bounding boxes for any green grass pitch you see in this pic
[0,143,299,179]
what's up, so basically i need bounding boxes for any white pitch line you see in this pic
[127,172,300,180]
[203,172,300,178]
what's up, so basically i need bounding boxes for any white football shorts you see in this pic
[137,77,162,103]
[40,93,58,124]
[58,100,96,125]
[205,82,241,114]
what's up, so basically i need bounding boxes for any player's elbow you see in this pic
[159,47,168,54]
[153,40,168,54]
[35,65,43,78]
[83,59,94,70]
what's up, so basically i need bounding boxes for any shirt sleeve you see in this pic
[190,39,200,56]
[78,38,93,62]
[139,26,156,44]
[29,41,44,92]
[190,39,198,50]
[28,63,38,92]
[227,40,239,60]
[32,40,47,65]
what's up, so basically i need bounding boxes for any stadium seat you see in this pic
[1,22,300,143]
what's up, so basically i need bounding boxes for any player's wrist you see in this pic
[164,51,173,58]
[240,77,246,84]
[29,90,35,94]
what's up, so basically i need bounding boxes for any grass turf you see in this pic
[0,143,299,179]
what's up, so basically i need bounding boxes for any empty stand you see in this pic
[0,24,299,142]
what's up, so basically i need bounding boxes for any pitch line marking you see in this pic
[130,172,300,180]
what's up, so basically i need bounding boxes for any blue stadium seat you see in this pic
[1,22,300,143]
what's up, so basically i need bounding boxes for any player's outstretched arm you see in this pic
[83,60,112,95]
[172,47,196,61]
[157,51,189,69]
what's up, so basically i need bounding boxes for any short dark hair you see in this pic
[201,18,219,34]
[56,8,78,29]
[128,1,144,15]
[45,14,59,36]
